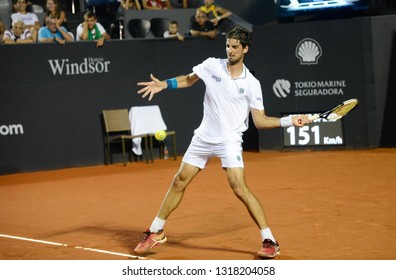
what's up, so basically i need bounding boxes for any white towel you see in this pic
[129,105,167,155]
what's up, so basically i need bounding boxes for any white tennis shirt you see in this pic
[192,57,264,144]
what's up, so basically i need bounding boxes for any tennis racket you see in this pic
[309,98,359,121]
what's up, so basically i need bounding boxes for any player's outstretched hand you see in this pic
[137,74,166,101]
[292,115,312,127]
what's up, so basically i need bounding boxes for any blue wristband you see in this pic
[166,78,178,89]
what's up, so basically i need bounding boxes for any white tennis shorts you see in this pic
[182,134,244,169]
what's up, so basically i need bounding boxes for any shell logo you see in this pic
[295,38,322,65]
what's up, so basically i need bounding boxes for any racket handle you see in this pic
[309,114,320,121]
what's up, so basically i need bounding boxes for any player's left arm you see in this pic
[175,73,200,88]
[251,109,310,129]
[137,73,200,101]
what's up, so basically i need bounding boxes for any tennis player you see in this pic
[134,27,311,258]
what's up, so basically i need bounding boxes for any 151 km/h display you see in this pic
[283,116,344,146]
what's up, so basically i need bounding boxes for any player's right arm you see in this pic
[137,73,200,101]
[251,109,310,129]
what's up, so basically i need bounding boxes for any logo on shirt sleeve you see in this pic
[211,75,221,82]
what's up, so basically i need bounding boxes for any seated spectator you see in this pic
[76,11,110,48]
[142,0,172,10]
[45,0,66,27]
[110,0,141,39]
[11,0,40,41]
[198,0,233,33]
[2,18,33,43]
[189,10,218,40]
[13,0,31,12]
[117,0,141,19]
[163,20,183,41]
[38,16,72,44]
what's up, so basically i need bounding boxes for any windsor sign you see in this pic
[48,57,111,76]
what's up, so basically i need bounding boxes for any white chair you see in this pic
[129,105,177,161]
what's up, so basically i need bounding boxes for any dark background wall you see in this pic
[0,37,223,174]
[255,16,382,150]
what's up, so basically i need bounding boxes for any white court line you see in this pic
[0,233,149,260]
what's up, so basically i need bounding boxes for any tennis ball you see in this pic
[155,130,167,141]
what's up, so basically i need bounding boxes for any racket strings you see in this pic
[332,101,358,118]
[334,104,355,116]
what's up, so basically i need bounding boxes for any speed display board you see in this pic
[283,115,344,146]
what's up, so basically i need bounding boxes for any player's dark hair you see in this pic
[226,27,252,48]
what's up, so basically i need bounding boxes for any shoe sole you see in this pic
[257,247,280,259]
[134,236,167,254]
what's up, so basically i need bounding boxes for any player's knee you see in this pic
[231,183,249,201]
[171,174,189,192]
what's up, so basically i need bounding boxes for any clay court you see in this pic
[0,149,395,260]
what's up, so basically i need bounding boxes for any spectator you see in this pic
[11,0,40,41]
[13,0,31,12]
[38,16,72,44]
[110,0,141,39]
[164,20,184,41]
[1,0,31,13]
[189,10,218,39]
[117,0,141,18]
[142,0,172,10]
[115,0,141,20]
[45,0,66,27]
[2,18,33,43]
[198,0,233,33]
[76,11,110,48]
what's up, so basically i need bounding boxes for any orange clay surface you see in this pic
[0,149,395,260]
